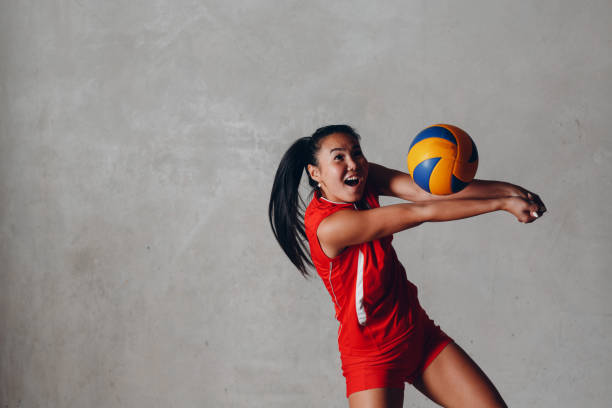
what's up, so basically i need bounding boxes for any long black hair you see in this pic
[268,124,361,277]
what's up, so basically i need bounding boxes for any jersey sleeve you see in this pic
[305,197,354,263]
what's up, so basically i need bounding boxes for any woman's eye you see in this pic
[334,154,344,160]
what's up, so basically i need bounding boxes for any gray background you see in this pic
[1,1,610,407]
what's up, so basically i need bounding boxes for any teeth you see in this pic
[344,176,360,187]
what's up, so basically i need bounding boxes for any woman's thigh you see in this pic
[412,342,508,408]
[348,387,404,408]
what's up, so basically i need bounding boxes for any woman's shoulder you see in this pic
[305,182,380,238]
[305,191,352,232]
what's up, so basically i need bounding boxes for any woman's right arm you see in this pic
[317,196,538,258]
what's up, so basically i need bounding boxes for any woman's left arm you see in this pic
[368,162,547,215]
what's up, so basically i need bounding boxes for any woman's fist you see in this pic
[503,196,543,223]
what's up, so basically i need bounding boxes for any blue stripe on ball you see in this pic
[468,138,478,163]
[451,174,469,193]
[409,126,457,150]
[413,157,441,193]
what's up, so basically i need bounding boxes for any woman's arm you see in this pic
[368,162,547,211]
[317,195,538,258]
[369,162,514,200]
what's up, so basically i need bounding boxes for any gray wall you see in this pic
[1,1,610,407]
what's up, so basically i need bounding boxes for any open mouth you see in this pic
[344,176,360,187]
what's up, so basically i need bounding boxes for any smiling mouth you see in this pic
[344,177,360,187]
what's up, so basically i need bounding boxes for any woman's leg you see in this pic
[412,342,508,408]
[348,387,404,408]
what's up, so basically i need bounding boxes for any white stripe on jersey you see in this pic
[356,249,366,325]
[329,261,340,311]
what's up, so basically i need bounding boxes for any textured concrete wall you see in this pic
[1,1,610,407]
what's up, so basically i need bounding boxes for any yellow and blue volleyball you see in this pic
[407,124,478,195]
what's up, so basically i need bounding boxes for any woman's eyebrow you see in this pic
[329,145,360,154]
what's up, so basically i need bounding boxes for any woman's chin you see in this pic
[342,187,366,203]
[324,182,366,203]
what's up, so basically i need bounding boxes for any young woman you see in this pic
[268,124,546,408]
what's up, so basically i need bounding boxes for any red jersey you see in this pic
[304,180,421,357]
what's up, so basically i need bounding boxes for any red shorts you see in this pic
[341,303,454,398]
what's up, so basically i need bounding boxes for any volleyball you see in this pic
[407,124,479,195]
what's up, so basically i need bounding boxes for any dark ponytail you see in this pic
[268,125,361,277]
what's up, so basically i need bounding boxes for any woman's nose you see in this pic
[346,156,358,170]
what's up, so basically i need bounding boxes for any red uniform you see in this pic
[304,180,454,397]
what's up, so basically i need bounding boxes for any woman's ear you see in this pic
[307,164,320,183]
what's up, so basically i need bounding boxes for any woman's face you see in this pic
[307,132,369,203]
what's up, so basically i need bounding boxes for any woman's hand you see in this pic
[502,196,544,223]
[505,184,547,218]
